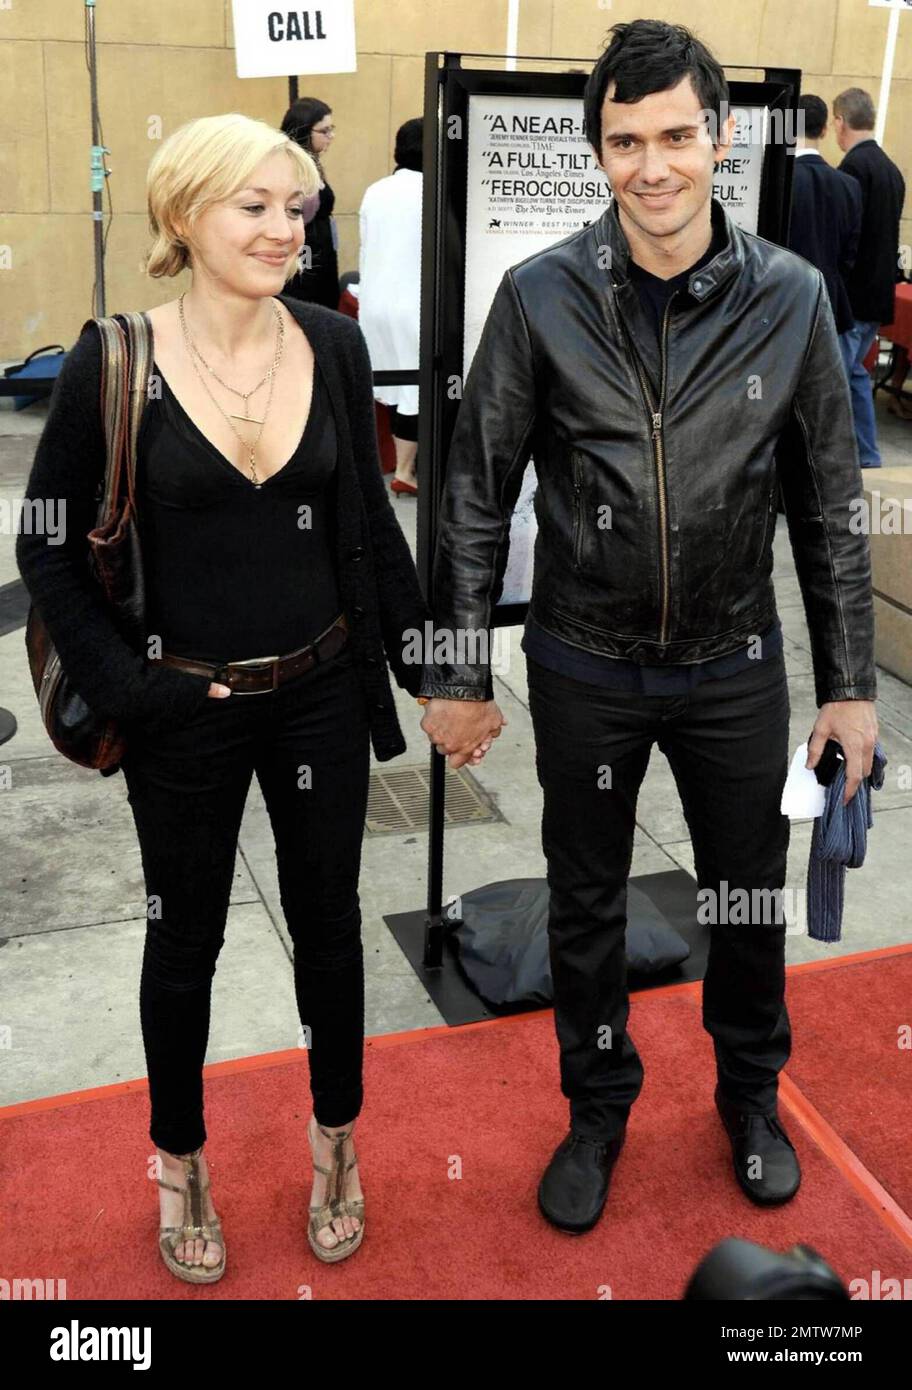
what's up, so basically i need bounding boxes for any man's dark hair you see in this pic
[798,95,828,140]
[583,19,729,155]
[394,117,424,172]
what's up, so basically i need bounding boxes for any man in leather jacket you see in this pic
[418,20,879,1232]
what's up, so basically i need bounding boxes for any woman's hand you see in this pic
[207,683,232,699]
[468,737,495,765]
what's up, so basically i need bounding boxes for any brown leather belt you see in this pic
[149,613,349,695]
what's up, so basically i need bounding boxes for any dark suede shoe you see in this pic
[538,1127,626,1233]
[715,1085,801,1206]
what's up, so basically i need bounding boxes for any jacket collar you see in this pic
[597,194,744,303]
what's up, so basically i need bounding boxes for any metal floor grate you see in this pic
[365,763,506,835]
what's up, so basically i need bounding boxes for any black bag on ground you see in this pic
[448,877,691,1008]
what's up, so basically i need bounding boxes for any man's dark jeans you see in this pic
[526,647,793,1141]
[120,642,371,1156]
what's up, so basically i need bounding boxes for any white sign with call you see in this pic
[231,1,357,78]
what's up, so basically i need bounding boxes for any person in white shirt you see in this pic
[358,119,423,495]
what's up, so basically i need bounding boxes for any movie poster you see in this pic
[712,105,767,231]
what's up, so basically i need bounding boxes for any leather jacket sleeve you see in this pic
[418,269,537,701]
[777,270,877,705]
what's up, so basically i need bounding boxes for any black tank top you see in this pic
[137,357,342,664]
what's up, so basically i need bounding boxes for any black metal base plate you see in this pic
[383,869,709,1027]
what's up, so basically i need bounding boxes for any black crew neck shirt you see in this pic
[137,356,342,665]
[626,212,727,348]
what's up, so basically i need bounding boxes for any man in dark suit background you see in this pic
[833,87,906,468]
[787,95,861,342]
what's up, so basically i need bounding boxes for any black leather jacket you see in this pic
[418,196,877,709]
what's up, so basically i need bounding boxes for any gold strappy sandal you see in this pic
[156,1146,226,1284]
[307,1116,365,1263]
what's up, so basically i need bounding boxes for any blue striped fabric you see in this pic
[807,741,887,942]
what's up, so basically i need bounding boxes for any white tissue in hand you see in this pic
[780,741,826,819]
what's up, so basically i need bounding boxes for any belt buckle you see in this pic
[229,654,281,691]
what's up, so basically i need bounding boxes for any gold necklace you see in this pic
[178,292,285,485]
[181,294,282,421]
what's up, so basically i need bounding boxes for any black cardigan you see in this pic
[15,295,433,763]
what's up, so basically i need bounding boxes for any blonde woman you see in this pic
[16,113,494,1280]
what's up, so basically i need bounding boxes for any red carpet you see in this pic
[1,952,911,1299]
[779,950,912,1215]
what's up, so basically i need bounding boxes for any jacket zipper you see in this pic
[572,452,584,570]
[619,293,676,645]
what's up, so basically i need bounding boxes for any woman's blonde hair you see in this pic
[143,112,320,283]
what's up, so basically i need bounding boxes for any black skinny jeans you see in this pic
[526,647,793,1141]
[120,639,371,1156]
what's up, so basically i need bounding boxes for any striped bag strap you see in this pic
[84,309,153,525]
[119,311,153,521]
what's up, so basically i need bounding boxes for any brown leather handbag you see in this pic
[25,311,152,774]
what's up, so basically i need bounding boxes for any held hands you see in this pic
[420,697,507,769]
[806,699,878,806]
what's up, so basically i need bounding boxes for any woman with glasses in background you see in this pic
[282,97,341,310]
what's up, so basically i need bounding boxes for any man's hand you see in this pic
[420,698,507,769]
[806,699,878,806]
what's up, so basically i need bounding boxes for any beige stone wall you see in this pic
[1,0,910,356]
